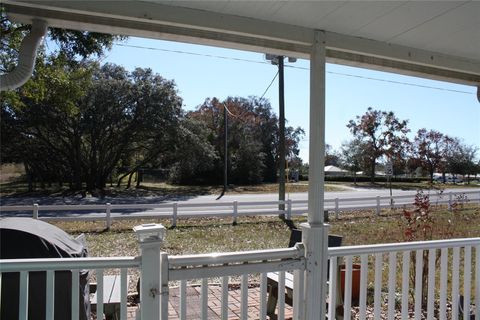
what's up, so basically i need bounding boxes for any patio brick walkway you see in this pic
[127,285,293,320]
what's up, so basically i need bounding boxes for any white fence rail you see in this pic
[1,190,478,228]
[1,234,478,320]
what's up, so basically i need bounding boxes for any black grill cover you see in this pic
[0,218,90,320]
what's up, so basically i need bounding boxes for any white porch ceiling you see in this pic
[4,0,480,85]
[157,0,479,61]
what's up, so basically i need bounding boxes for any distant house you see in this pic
[324,165,348,176]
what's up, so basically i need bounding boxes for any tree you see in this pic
[1,10,121,73]
[340,139,368,185]
[445,140,478,182]
[347,107,409,182]
[325,144,341,167]
[2,57,185,191]
[412,129,450,183]
[166,117,218,184]
[188,96,304,185]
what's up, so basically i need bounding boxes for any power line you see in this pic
[114,42,475,96]
[260,71,279,99]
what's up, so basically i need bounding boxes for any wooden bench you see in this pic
[91,275,129,320]
[266,229,342,317]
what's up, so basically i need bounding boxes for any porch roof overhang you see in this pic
[4,0,480,87]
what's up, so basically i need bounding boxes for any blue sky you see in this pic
[101,37,479,162]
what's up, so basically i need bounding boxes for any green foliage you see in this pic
[1,57,187,190]
[1,10,123,72]
[186,96,304,185]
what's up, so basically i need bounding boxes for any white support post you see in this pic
[301,223,329,320]
[106,203,111,230]
[334,198,339,219]
[172,203,178,228]
[287,199,292,220]
[134,224,167,320]
[233,201,238,225]
[33,203,39,219]
[376,196,381,215]
[302,29,328,320]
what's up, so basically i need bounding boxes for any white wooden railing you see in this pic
[167,244,305,320]
[1,190,478,228]
[0,257,139,320]
[1,225,478,320]
[328,238,480,320]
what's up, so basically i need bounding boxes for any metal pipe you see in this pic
[0,20,48,91]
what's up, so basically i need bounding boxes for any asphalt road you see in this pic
[1,186,478,219]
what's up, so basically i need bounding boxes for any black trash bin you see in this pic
[0,218,90,320]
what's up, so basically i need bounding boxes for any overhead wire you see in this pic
[114,42,475,96]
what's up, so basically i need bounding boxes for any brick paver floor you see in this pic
[127,285,293,320]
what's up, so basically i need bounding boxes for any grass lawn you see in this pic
[51,205,479,300]
[52,205,480,258]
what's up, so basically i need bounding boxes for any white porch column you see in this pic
[302,30,329,320]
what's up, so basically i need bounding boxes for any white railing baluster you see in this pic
[344,256,353,320]
[19,271,29,320]
[278,271,286,320]
[241,273,248,320]
[359,254,368,320]
[293,268,305,320]
[427,249,436,320]
[439,248,448,320]
[374,253,382,320]
[160,252,169,320]
[388,251,397,320]
[221,275,229,320]
[95,269,103,319]
[401,251,410,319]
[259,273,267,320]
[180,279,187,320]
[328,256,338,320]
[96,269,104,320]
[475,245,480,320]
[178,280,187,320]
[46,270,55,319]
[71,269,79,320]
[414,250,423,320]
[120,268,128,320]
[464,246,471,320]
[201,277,208,320]
[452,247,460,320]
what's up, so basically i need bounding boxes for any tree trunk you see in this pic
[370,158,376,183]
[126,171,134,189]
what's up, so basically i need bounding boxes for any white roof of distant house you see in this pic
[325,165,348,173]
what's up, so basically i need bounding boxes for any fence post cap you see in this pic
[133,223,166,243]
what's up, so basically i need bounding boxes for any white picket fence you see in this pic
[0,190,478,228]
[1,228,478,320]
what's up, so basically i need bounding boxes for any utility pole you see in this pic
[278,56,286,214]
[217,102,228,200]
[223,103,228,194]
[265,54,296,217]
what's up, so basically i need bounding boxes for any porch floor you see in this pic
[126,285,293,320]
